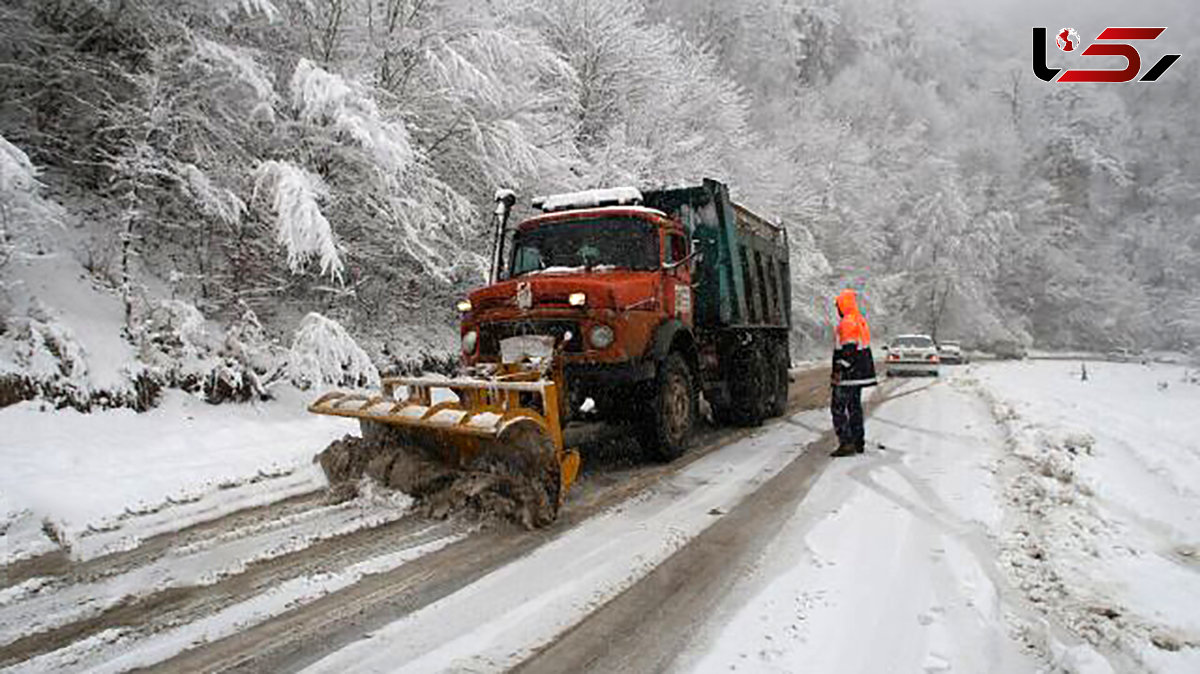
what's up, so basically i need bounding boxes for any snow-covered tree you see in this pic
[287,312,379,389]
[253,160,343,281]
[0,135,62,268]
[290,58,415,177]
[3,0,1200,375]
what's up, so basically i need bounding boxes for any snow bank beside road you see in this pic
[977,361,1200,673]
[0,387,356,562]
[678,376,1040,674]
[678,363,1200,674]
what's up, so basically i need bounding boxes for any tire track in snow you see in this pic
[512,382,908,674]
[2,366,839,672]
[0,492,436,668]
[1,490,326,593]
[6,529,468,674]
[845,379,1140,674]
[134,367,840,673]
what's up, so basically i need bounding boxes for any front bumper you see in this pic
[566,359,657,388]
[887,360,940,375]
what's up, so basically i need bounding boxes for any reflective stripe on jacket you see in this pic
[832,289,878,387]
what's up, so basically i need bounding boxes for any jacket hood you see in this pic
[836,289,860,316]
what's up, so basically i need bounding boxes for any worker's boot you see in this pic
[830,441,857,457]
[855,440,866,454]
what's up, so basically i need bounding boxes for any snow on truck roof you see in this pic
[532,186,645,213]
[518,205,671,229]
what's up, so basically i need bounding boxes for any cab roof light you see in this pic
[531,187,644,213]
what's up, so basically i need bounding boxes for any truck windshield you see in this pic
[509,217,659,276]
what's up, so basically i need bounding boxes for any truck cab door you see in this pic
[664,232,693,327]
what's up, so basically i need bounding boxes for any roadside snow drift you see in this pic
[0,387,356,562]
[676,363,1200,674]
[676,376,1042,674]
[977,361,1200,673]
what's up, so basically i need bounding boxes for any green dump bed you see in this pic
[644,179,790,330]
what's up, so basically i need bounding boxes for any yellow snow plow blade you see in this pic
[308,370,581,508]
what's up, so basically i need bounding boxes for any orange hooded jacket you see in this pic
[836,289,871,348]
[833,289,878,387]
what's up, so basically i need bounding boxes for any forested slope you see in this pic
[2,0,1197,407]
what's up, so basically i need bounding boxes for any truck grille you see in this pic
[479,320,583,356]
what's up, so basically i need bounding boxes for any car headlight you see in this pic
[462,330,478,354]
[568,292,587,307]
[589,325,614,349]
[456,299,472,312]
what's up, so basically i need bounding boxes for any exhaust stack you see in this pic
[490,189,517,285]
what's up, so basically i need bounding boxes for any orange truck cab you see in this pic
[458,179,791,460]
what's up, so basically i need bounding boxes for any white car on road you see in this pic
[938,340,966,364]
[886,334,940,376]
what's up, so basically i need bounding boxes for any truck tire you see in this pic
[724,342,769,426]
[767,341,789,418]
[638,352,695,461]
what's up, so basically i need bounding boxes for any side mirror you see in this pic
[663,250,699,272]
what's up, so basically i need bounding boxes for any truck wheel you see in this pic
[767,342,789,418]
[726,342,769,426]
[638,352,695,461]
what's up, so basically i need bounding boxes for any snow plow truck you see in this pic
[309,179,792,525]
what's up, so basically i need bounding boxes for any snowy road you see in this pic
[671,374,1039,674]
[2,362,1199,672]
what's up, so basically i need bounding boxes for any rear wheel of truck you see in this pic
[724,342,769,426]
[767,341,790,418]
[638,352,695,462]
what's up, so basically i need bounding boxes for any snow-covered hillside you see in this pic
[4,0,1199,364]
[0,0,1198,669]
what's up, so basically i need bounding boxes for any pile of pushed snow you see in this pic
[287,312,379,390]
[977,362,1200,672]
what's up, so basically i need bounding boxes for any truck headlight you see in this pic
[456,299,472,312]
[568,292,587,307]
[462,330,478,354]
[589,325,614,349]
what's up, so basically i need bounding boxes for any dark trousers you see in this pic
[831,385,864,446]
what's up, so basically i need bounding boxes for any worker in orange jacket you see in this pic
[830,289,878,456]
